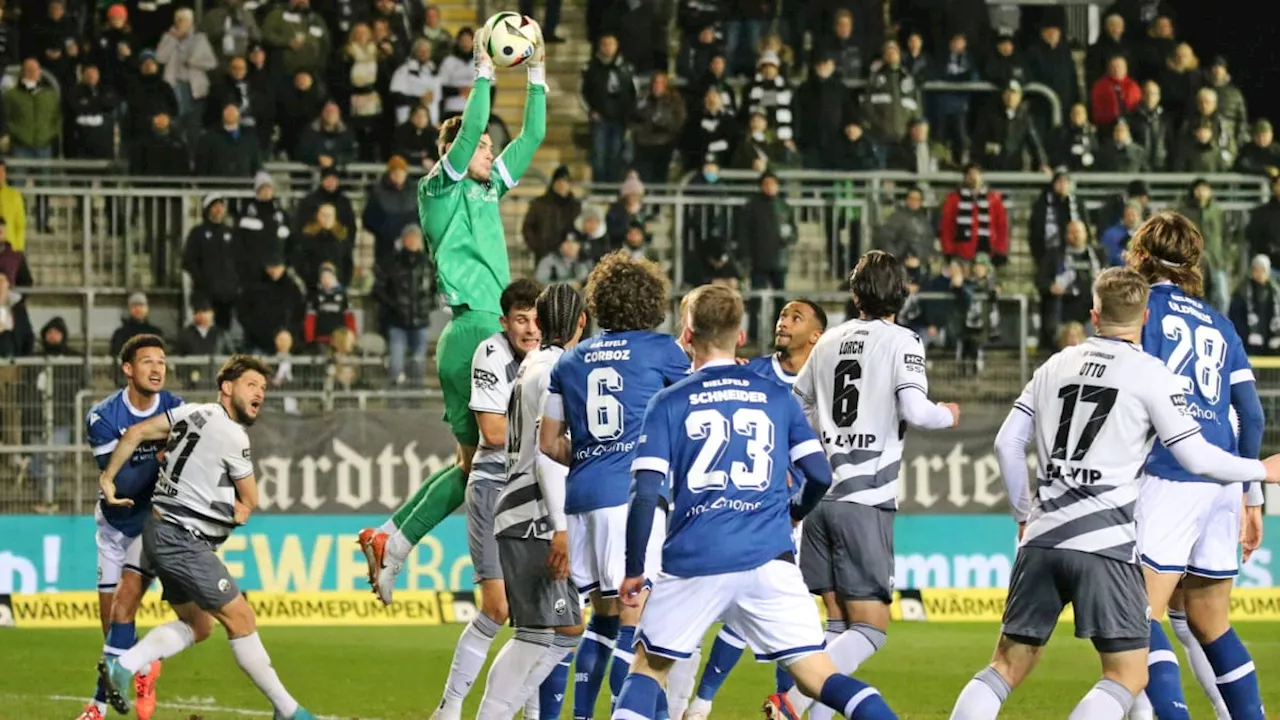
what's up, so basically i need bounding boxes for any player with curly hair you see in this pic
[538,251,699,719]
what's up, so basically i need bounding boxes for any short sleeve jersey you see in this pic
[631,362,824,577]
[152,403,254,542]
[469,332,520,487]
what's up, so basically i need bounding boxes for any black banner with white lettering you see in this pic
[247,406,1016,514]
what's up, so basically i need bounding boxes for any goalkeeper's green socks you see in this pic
[386,464,467,559]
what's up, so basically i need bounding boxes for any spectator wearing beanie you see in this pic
[109,293,166,360]
[304,262,356,348]
[93,4,139,98]
[182,194,240,329]
[523,165,582,262]
[235,172,293,285]
[1230,255,1280,356]
[363,155,418,266]
[605,174,650,248]
[127,49,181,139]
[535,232,592,288]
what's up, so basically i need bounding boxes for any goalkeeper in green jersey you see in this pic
[360,20,546,605]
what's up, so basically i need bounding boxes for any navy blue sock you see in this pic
[819,675,897,719]
[1202,628,1264,720]
[655,688,670,720]
[774,663,794,694]
[613,673,661,720]
[609,625,638,700]
[695,626,746,702]
[574,614,619,719]
[95,621,138,702]
[1147,620,1192,720]
[541,651,573,720]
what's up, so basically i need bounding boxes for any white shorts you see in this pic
[95,505,145,592]
[568,505,665,598]
[636,560,825,664]
[1137,475,1243,579]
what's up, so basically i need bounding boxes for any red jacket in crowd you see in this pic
[1090,75,1143,127]
[940,187,1010,263]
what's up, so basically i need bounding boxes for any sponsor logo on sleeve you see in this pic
[904,354,926,373]
[473,368,499,390]
[1170,394,1189,414]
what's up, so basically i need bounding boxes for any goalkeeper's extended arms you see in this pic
[440,27,494,181]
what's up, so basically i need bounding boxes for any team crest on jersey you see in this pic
[904,354,925,373]
[473,368,499,390]
[554,598,567,615]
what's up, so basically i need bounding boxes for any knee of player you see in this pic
[990,635,1042,689]
[1104,662,1148,697]
[189,613,216,643]
[481,598,509,626]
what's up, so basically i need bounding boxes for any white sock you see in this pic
[790,623,886,715]
[440,612,503,712]
[686,696,712,716]
[377,518,396,535]
[666,647,701,720]
[1068,679,1132,720]
[475,630,553,720]
[229,632,300,718]
[523,692,540,719]
[1129,691,1154,720]
[516,638,578,717]
[950,667,1009,720]
[387,530,413,562]
[119,621,196,673]
[1168,610,1230,719]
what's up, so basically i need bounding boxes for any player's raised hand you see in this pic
[547,530,570,580]
[99,475,133,507]
[618,576,646,608]
[473,25,493,69]
[1262,453,1280,482]
[939,402,961,427]
[524,17,545,68]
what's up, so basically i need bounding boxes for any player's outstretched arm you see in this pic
[440,27,494,182]
[493,24,547,192]
[993,404,1034,524]
[99,413,173,506]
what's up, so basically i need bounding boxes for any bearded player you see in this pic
[360,20,547,600]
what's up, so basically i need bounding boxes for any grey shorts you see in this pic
[466,481,503,583]
[1002,545,1149,652]
[497,536,582,629]
[140,516,240,612]
[799,501,895,603]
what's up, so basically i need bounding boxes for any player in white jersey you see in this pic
[949,268,1280,720]
[96,356,316,720]
[475,283,588,719]
[431,280,542,720]
[783,251,959,718]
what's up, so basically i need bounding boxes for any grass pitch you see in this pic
[4,622,1280,719]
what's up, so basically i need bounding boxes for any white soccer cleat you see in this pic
[684,708,710,720]
[429,703,462,720]
[684,696,713,720]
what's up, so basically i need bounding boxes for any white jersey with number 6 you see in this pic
[793,319,930,509]
[1016,337,1202,563]
[152,403,254,541]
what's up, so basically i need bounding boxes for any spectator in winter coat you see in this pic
[814,9,864,80]
[741,51,795,147]
[733,110,800,171]
[1236,120,1280,178]
[202,0,263,65]
[277,70,328,158]
[738,171,797,340]
[1204,56,1247,148]
[1028,170,1089,271]
[108,293,166,360]
[297,101,359,168]
[0,163,24,253]
[1130,79,1170,170]
[1178,178,1229,309]
[262,0,331,76]
[156,8,219,138]
[436,29,479,120]
[862,40,923,166]
[182,195,240,329]
[131,112,190,179]
[901,32,932,81]
[692,54,738,118]
[940,164,1009,264]
[196,104,263,177]
[877,186,936,263]
[684,86,738,169]
[523,165,582,262]
[535,233,593,288]
[362,155,418,265]
[677,24,722,84]
[0,220,31,288]
[605,174,652,249]
[173,297,236,359]
[834,121,878,171]
[1099,200,1144,266]
[697,235,744,290]
[795,54,854,170]
[1090,56,1142,130]
[304,263,356,347]
[982,28,1028,92]
[582,34,637,183]
[390,104,439,168]
[296,167,356,241]
[416,5,453,65]
[0,273,34,360]
[334,23,386,161]
[93,4,140,97]
[1039,219,1102,346]
[28,0,77,73]
[64,64,120,160]
[1025,22,1079,134]
[1245,176,1280,270]
[1179,87,1235,164]
[973,81,1049,171]
[389,38,440,126]
[205,56,272,143]
[236,172,293,284]
[374,225,434,385]
[889,118,957,174]
[1095,178,1152,233]
[573,206,610,264]
[3,59,61,161]
[630,72,687,183]
[238,258,308,354]
[932,32,979,163]
[1097,118,1148,173]
[1055,103,1100,171]
[1175,119,1228,174]
[1158,42,1201,131]
[295,203,354,288]
[1086,12,1132,86]
[127,51,180,138]
[129,0,183,49]
[1230,255,1280,356]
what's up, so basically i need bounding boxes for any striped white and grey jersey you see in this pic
[152,403,254,542]
[1019,337,1202,563]
[469,332,520,488]
[494,346,563,540]
[793,319,929,510]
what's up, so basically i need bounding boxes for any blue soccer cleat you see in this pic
[762,693,800,720]
[275,708,317,720]
[96,657,133,715]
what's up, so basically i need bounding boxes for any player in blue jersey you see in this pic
[1125,212,1266,720]
[78,335,184,720]
[539,251,694,719]
[687,298,828,720]
[611,284,897,720]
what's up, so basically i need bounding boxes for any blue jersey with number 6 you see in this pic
[548,330,690,514]
[632,361,823,577]
[1142,282,1254,484]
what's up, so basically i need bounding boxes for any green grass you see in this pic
[4,622,1280,719]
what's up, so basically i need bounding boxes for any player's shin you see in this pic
[119,621,195,674]
[610,623,639,699]
[1067,679,1136,720]
[474,628,553,720]
[1167,610,1229,719]
[1146,620,1192,720]
[612,673,663,720]
[574,613,619,719]
[1200,628,1264,720]
[693,627,746,704]
[436,611,503,716]
[949,666,1011,720]
[664,647,700,719]
[537,645,577,719]
[228,632,300,719]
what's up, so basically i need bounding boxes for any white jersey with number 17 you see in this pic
[793,319,929,510]
[152,403,253,542]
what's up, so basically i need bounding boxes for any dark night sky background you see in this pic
[1165,0,1280,125]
